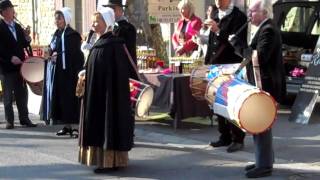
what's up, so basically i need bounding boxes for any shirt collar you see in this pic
[4,19,14,27]
[115,15,128,22]
[218,3,234,20]
[256,18,270,31]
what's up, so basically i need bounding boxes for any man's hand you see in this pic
[78,69,86,78]
[50,52,57,62]
[24,26,32,42]
[24,26,31,35]
[11,56,22,65]
[205,19,219,33]
[228,34,238,47]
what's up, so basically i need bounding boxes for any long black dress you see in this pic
[49,27,84,124]
[79,32,134,168]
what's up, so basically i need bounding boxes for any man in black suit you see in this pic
[103,0,138,80]
[205,0,247,153]
[0,0,36,129]
[230,0,286,178]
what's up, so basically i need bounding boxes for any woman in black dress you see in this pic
[78,7,134,173]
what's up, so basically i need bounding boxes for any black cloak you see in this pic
[50,26,84,124]
[80,32,134,151]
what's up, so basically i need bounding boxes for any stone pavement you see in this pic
[135,105,320,178]
[1,104,320,179]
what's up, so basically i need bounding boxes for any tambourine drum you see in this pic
[213,78,277,134]
[21,57,45,95]
[129,78,154,117]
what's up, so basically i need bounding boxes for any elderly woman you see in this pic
[45,7,84,137]
[171,0,202,56]
[78,7,134,173]
[192,4,217,58]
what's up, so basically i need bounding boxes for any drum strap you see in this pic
[252,50,262,89]
[123,44,143,81]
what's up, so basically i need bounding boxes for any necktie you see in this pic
[8,24,17,40]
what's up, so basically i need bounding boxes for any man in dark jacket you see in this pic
[0,0,36,129]
[205,0,247,153]
[242,0,286,178]
[103,0,138,80]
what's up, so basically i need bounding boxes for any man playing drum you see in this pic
[0,0,36,129]
[205,0,248,153]
[244,0,286,178]
[229,0,286,178]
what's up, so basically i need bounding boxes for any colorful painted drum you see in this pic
[213,78,277,134]
[205,74,232,105]
[204,64,245,105]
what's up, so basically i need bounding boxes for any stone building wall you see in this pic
[12,0,61,46]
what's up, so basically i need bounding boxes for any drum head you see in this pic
[239,92,277,134]
[135,87,154,117]
[21,57,45,83]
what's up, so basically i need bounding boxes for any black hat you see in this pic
[103,0,127,7]
[0,0,16,11]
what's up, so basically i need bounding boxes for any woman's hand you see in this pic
[175,46,184,56]
[78,69,86,79]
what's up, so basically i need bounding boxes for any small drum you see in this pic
[190,64,243,101]
[129,78,154,117]
[21,57,45,95]
[213,78,277,134]
[189,65,212,100]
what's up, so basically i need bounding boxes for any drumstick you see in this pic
[45,51,65,62]
[23,61,38,63]
[23,51,66,64]
[252,50,262,89]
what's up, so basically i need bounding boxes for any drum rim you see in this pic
[135,86,154,117]
[238,91,278,134]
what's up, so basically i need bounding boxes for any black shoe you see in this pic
[209,140,231,147]
[21,121,37,127]
[5,123,14,129]
[94,167,119,174]
[70,129,79,138]
[245,164,256,171]
[226,142,244,153]
[245,167,272,178]
[56,127,72,136]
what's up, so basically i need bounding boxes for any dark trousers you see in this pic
[1,71,29,124]
[217,115,245,144]
[253,128,274,168]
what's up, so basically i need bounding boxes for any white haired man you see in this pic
[240,0,286,178]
